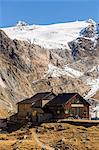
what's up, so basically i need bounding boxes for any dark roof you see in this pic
[17,92,56,104]
[46,93,90,106]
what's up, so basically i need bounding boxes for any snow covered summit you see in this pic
[2,19,97,50]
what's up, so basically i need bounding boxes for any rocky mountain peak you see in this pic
[68,19,99,60]
[80,24,96,38]
[86,19,96,25]
[16,21,28,27]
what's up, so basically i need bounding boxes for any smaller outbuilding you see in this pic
[44,93,90,119]
[17,92,56,123]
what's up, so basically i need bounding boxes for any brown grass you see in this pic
[0,123,99,150]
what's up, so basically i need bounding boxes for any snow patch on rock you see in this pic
[47,64,83,78]
[84,78,99,99]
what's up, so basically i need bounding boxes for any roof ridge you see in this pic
[41,92,53,100]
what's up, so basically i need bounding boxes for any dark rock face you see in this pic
[0,29,49,74]
[68,24,99,60]
[67,21,99,78]
[0,30,31,73]
[68,37,96,60]
[80,24,96,38]
[0,30,49,113]
[68,20,99,60]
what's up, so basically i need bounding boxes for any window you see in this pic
[72,99,80,104]
[65,110,69,114]
[76,100,80,103]
[69,109,73,115]
[57,110,60,114]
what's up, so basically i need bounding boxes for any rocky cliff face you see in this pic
[0,20,99,117]
[0,30,49,115]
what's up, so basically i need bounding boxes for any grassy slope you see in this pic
[0,123,99,150]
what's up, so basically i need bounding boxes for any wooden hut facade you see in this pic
[44,93,90,119]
